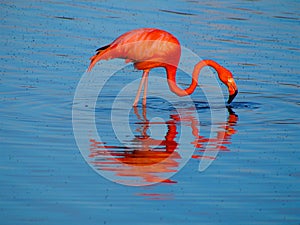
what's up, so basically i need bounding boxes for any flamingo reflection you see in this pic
[89,106,238,185]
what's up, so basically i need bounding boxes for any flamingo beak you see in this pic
[227,78,238,104]
[227,89,238,104]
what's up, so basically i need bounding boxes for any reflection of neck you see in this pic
[166,60,224,96]
[133,106,238,153]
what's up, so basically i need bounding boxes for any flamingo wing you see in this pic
[88,28,181,72]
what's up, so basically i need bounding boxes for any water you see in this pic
[1,0,299,224]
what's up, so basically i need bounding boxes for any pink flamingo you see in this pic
[88,28,238,106]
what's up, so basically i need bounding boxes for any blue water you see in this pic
[1,1,299,224]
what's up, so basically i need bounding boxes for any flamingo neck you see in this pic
[166,59,224,96]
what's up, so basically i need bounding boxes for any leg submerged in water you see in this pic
[133,70,149,107]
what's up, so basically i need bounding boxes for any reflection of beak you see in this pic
[227,78,238,104]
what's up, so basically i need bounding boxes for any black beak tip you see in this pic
[227,90,238,104]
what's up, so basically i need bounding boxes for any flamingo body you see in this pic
[89,28,181,71]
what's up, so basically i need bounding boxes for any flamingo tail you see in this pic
[88,44,111,71]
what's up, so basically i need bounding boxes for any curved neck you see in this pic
[166,59,224,96]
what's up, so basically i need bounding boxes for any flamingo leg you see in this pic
[142,71,149,106]
[133,70,148,107]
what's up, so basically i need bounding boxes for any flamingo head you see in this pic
[219,68,238,104]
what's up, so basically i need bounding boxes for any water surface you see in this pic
[1,1,299,224]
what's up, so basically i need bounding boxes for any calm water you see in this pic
[1,0,300,224]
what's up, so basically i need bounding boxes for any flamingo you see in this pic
[88,28,238,106]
